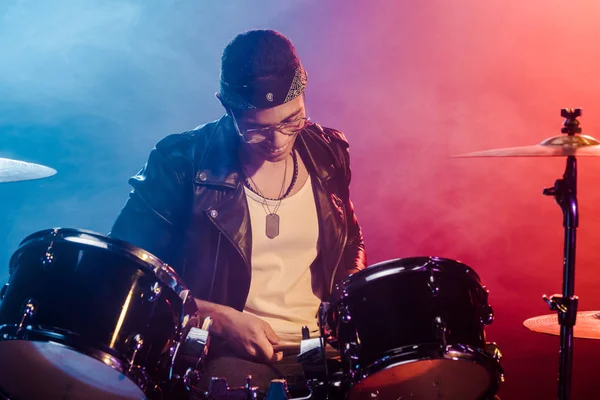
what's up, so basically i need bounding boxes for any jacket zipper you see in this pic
[207,232,222,302]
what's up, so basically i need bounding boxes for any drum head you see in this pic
[350,358,492,400]
[0,341,146,400]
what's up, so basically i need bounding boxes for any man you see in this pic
[110,29,367,394]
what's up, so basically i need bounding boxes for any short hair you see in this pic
[220,29,301,86]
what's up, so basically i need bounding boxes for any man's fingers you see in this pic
[272,351,284,362]
[263,323,281,345]
[254,335,276,362]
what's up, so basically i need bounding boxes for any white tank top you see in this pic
[242,174,320,344]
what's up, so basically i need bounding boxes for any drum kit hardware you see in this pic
[457,108,598,400]
[0,107,597,399]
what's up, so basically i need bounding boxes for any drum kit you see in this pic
[0,108,597,400]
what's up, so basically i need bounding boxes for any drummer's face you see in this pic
[231,96,307,163]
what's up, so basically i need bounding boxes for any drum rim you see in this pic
[350,343,503,400]
[10,227,188,296]
[329,256,484,306]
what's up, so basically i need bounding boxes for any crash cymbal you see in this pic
[454,134,600,158]
[523,311,600,340]
[0,158,57,183]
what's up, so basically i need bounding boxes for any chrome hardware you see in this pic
[201,316,213,331]
[169,344,177,358]
[183,368,201,392]
[41,230,58,268]
[147,282,162,302]
[481,304,494,325]
[206,376,259,399]
[339,303,352,323]
[485,342,503,361]
[342,341,361,377]
[264,379,291,400]
[174,316,213,377]
[434,316,447,347]
[131,334,144,350]
[344,342,360,361]
[179,288,191,304]
[185,326,211,367]
[427,266,440,296]
[245,376,259,400]
[16,298,38,336]
[0,283,8,301]
[128,333,144,366]
[318,301,330,327]
[41,249,55,268]
[207,377,230,397]
[126,364,150,393]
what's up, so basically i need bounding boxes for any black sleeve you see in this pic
[339,143,368,275]
[324,126,368,275]
[109,144,190,271]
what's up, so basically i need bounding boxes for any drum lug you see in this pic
[16,298,38,337]
[481,304,495,325]
[427,268,440,297]
[147,282,162,302]
[0,283,8,301]
[339,304,352,323]
[41,248,56,268]
[485,342,503,361]
[127,333,144,365]
[434,316,448,347]
[169,343,177,361]
[41,230,58,268]
[344,341,361,374]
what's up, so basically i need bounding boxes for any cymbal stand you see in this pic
[541,108,581,400]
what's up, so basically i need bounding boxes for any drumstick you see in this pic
[273,343,300,355]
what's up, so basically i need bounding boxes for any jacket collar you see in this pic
[193,115,241,189]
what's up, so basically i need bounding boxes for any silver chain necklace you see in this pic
[245,155,289,239]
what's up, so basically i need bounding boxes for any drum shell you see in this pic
[327,257,491,369]
[0,229,187,382]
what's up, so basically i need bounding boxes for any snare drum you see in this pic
[324,257,503,400]
[0,228,198,400]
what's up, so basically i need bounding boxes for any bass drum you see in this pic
[325,257,503,400]
[0,228,198,400]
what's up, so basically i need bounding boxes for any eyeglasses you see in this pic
[229,109,311,144]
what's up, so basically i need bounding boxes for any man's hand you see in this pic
[194,299,283,363]
[219,309,283,363]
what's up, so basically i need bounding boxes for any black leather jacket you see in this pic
[110,115,367,311]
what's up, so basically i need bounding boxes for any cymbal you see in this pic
[523,311,600,340]
[454,134,600,158]
[0,158,57,183]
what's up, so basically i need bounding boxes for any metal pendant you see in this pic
[265,213,280,239]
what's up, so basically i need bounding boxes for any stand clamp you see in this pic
[543,294,579,326]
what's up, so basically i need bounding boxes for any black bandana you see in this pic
[219,65,308,110]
